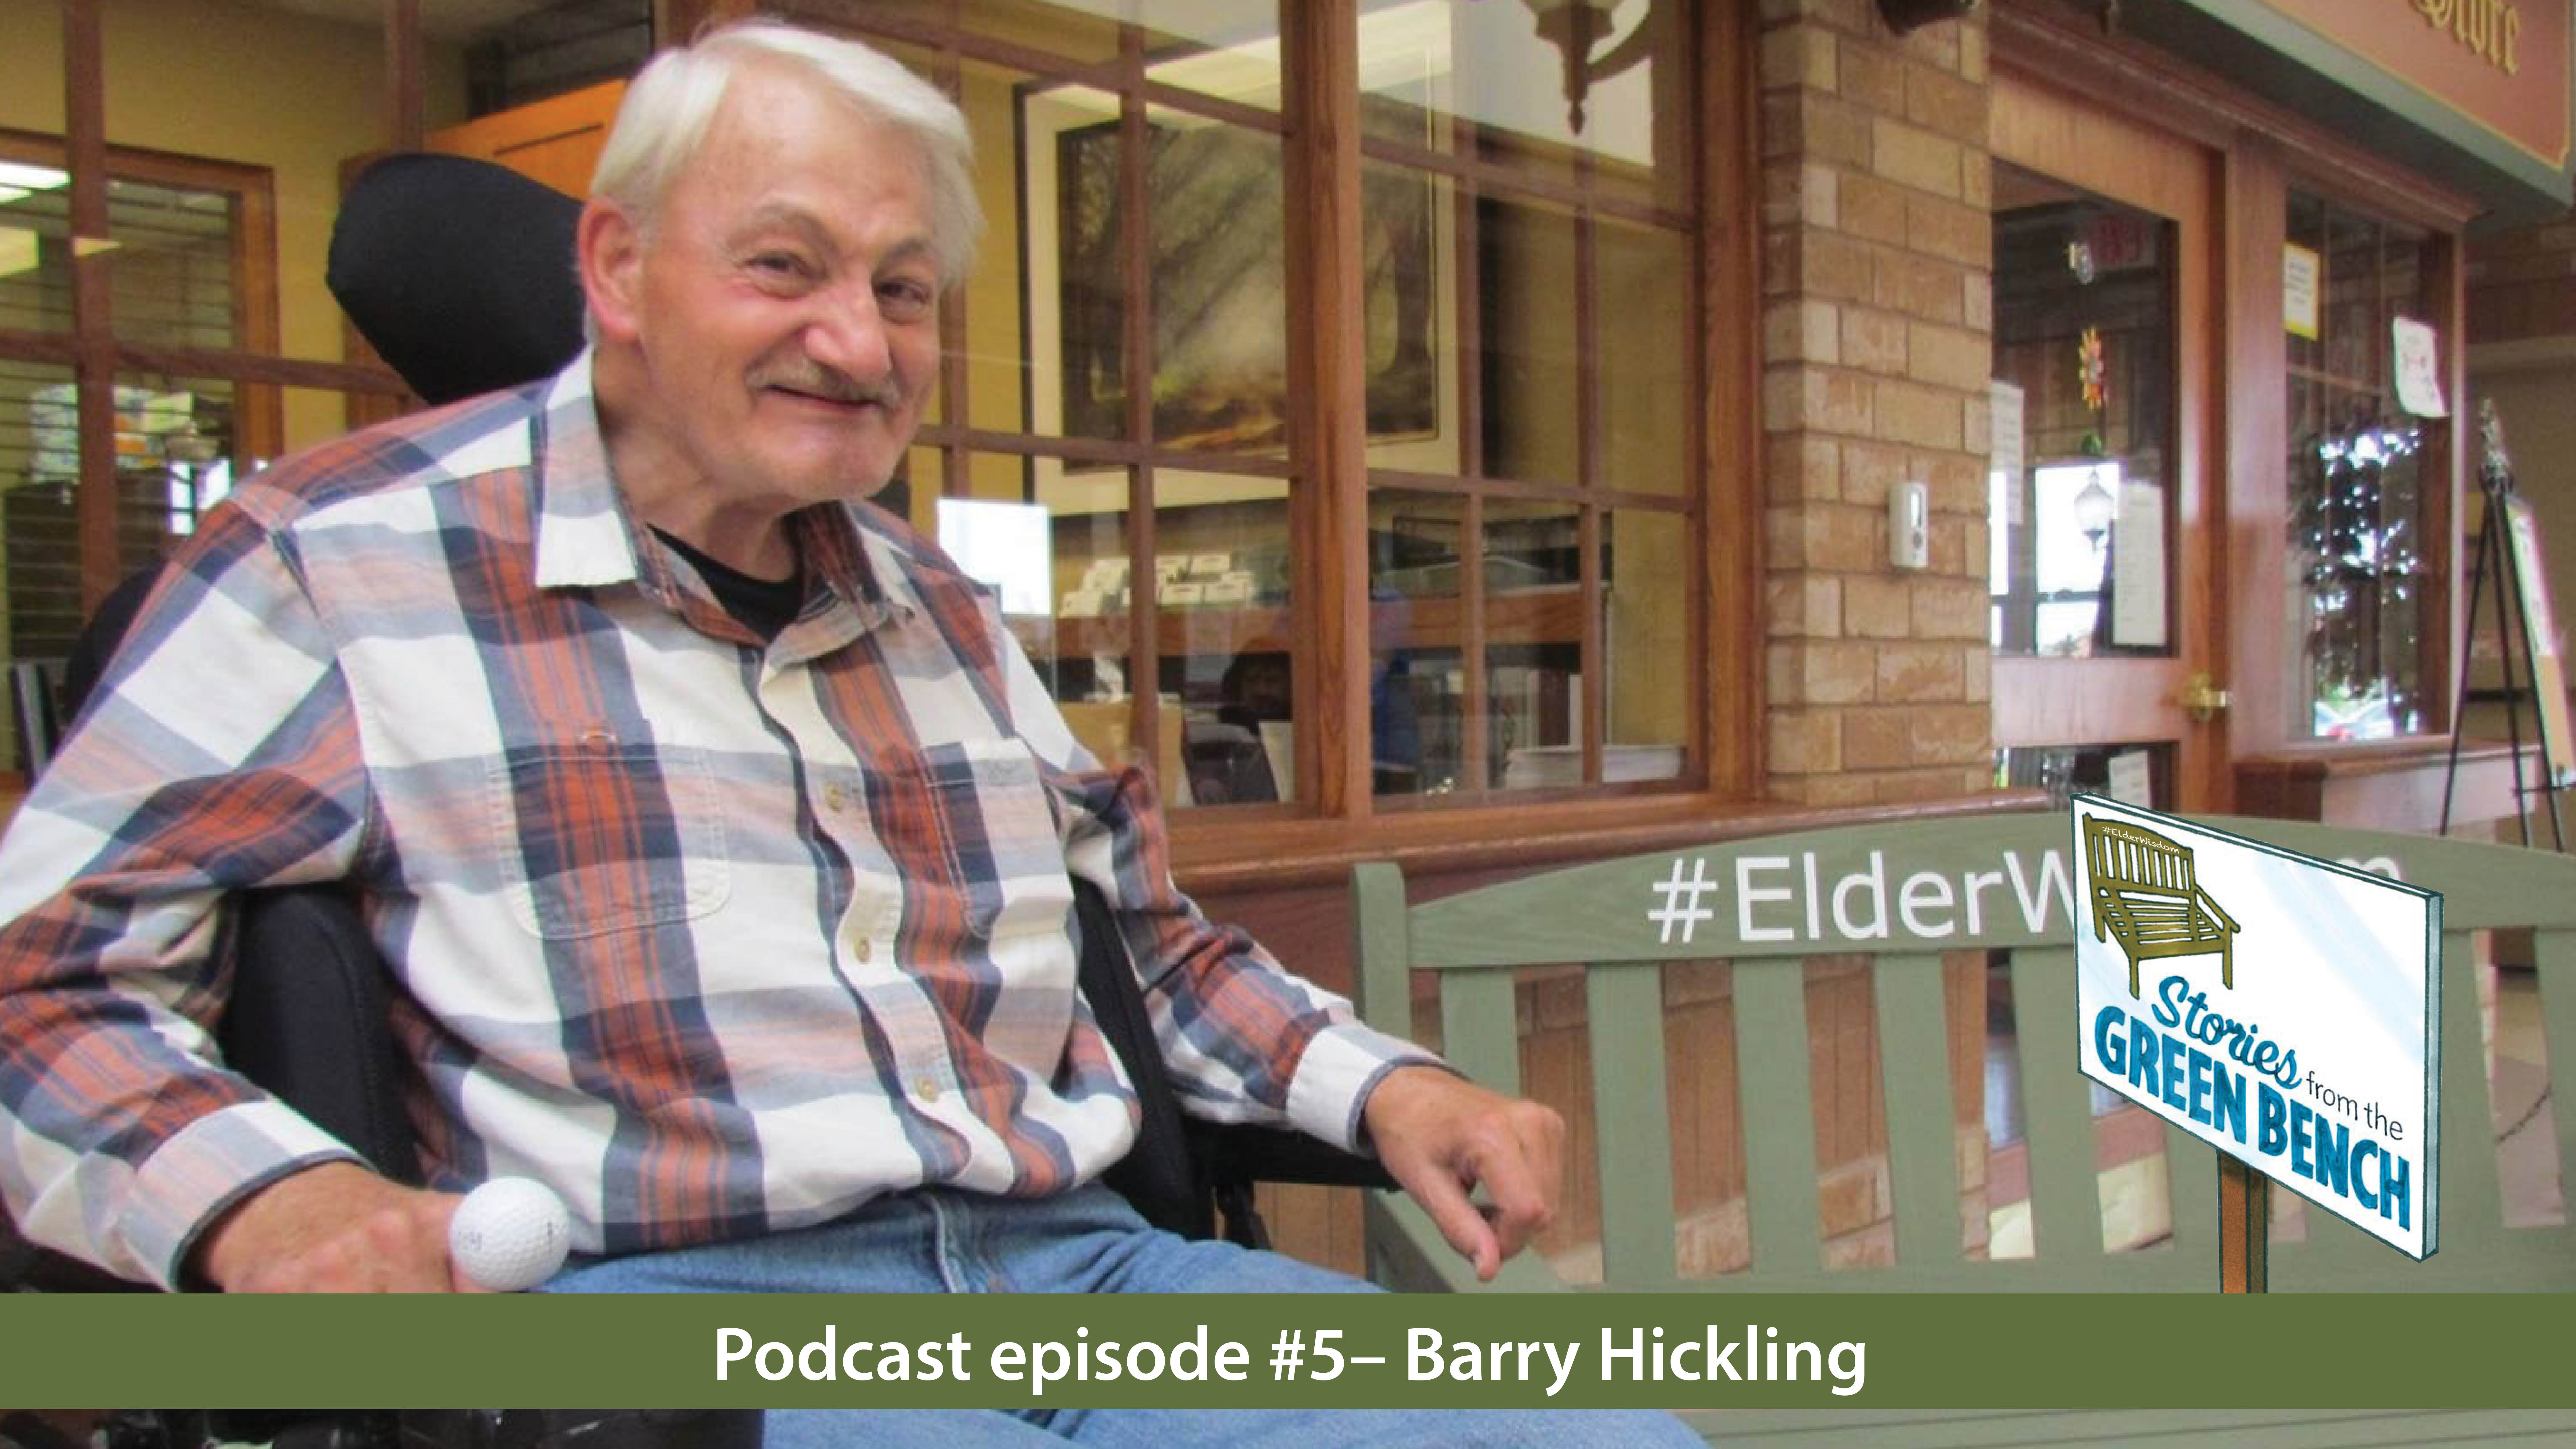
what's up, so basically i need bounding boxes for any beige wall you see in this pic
[0,0,466,452]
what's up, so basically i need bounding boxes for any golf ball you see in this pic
[448,1176,571,1291]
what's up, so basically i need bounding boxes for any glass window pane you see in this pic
[960,58,1072,439]
[1137,0,1282,112]
[1015,458,1292,810]
[1023,457,1138,737]
[1594,215,1690,497]
[1360,0,1690,210]
[1990,164,2177,658]
[1605,503,1687,778]
[1157,474,1292,809]
[120,374,367,549]
[1138,108,1288,459]
[1,358,74,775]
[2286,190,2325,378]
[1360,158,1457,475]
[1007,97,1290,457]
[1013,80,1135,444]
[1,368,334,773]
[1371,488,1465,797]
[1479,193,1580,488]
[2285,190,2438,741]
[105,176,239,351]
[2322,210,2381,390]
[0,143,71,337]
[1483,497,1581,789]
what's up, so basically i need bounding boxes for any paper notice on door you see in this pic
[2111,479,2167,648]
[2393,317,2448,417]
[2107,748,2153,807]
[2284,243,2320,340]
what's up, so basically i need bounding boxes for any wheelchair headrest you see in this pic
[327,152,587,404]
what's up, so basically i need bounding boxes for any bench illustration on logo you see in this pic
[2082,814,2241,997]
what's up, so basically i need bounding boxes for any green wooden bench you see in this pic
[1350,811,2576,1300]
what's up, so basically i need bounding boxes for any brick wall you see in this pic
[1757,0,1995,806]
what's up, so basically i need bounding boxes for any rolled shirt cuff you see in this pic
[1285,1018,1452,1154]
[127,1099,362,1290]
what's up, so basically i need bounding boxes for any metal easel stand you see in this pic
[2439,464,2570,848]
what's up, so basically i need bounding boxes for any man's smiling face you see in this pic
[594,61,942,511]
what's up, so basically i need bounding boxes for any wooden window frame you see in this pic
[9,0,1767,876]
[776,0,1764,883]
[0,0,416,792]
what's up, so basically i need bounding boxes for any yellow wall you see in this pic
[0,0,466,452]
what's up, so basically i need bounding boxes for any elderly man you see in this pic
[0,18,1695,1448]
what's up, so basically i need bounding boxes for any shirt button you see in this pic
[914,1076,941,1102]
[853,936,873,963]
[823,782,849,813]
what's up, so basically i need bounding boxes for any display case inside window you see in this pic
[2284,191,2442,742]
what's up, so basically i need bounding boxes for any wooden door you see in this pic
[1990,73,2229,812]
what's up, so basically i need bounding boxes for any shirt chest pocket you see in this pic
[871,737,1073,943]
[488,738,731,939]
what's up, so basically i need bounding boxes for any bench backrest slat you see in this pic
[2011,946,2114,1264]
[1873,951,1965,1273]
[1441,970,1521,1101]
[1588,962,1680,1288]
[2438,929,2501,1246]
[1732,956,1824,1279]
[2539,929,2576,1235]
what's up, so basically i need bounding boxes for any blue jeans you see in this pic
[545,1183,1700,1447]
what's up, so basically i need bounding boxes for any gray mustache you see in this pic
[753,365,903,409]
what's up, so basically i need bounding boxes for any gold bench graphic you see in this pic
[2083,816,2240,997]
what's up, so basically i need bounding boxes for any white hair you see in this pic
[591,18,984,287]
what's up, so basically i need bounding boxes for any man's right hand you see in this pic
[192,1160,488,1293]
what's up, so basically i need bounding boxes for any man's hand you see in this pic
[193,1160,488,1293]
[1361,1065,1564,1282]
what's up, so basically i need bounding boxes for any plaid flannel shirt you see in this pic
[0,353,1425,1289]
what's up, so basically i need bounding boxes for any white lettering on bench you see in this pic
[1898,871,1955,936]
[1658,847,2077,945]
[1649,856,1719,943]
[1832,852,1890,939]
[1734,856,1793,943]
[2005,848,2072,933]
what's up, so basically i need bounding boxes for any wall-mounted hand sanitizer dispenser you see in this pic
[1890,480,1929,570]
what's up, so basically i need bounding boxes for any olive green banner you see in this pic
[9,1293,2576,1409]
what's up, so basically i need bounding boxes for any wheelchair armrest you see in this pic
[1202,1124,1396,1192]
[219,887,421,1185]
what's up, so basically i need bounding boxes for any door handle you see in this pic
[2180,671,2231,723]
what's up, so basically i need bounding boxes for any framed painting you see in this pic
[1020,78,1455,491]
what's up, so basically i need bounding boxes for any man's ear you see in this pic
[578,198,646,343]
